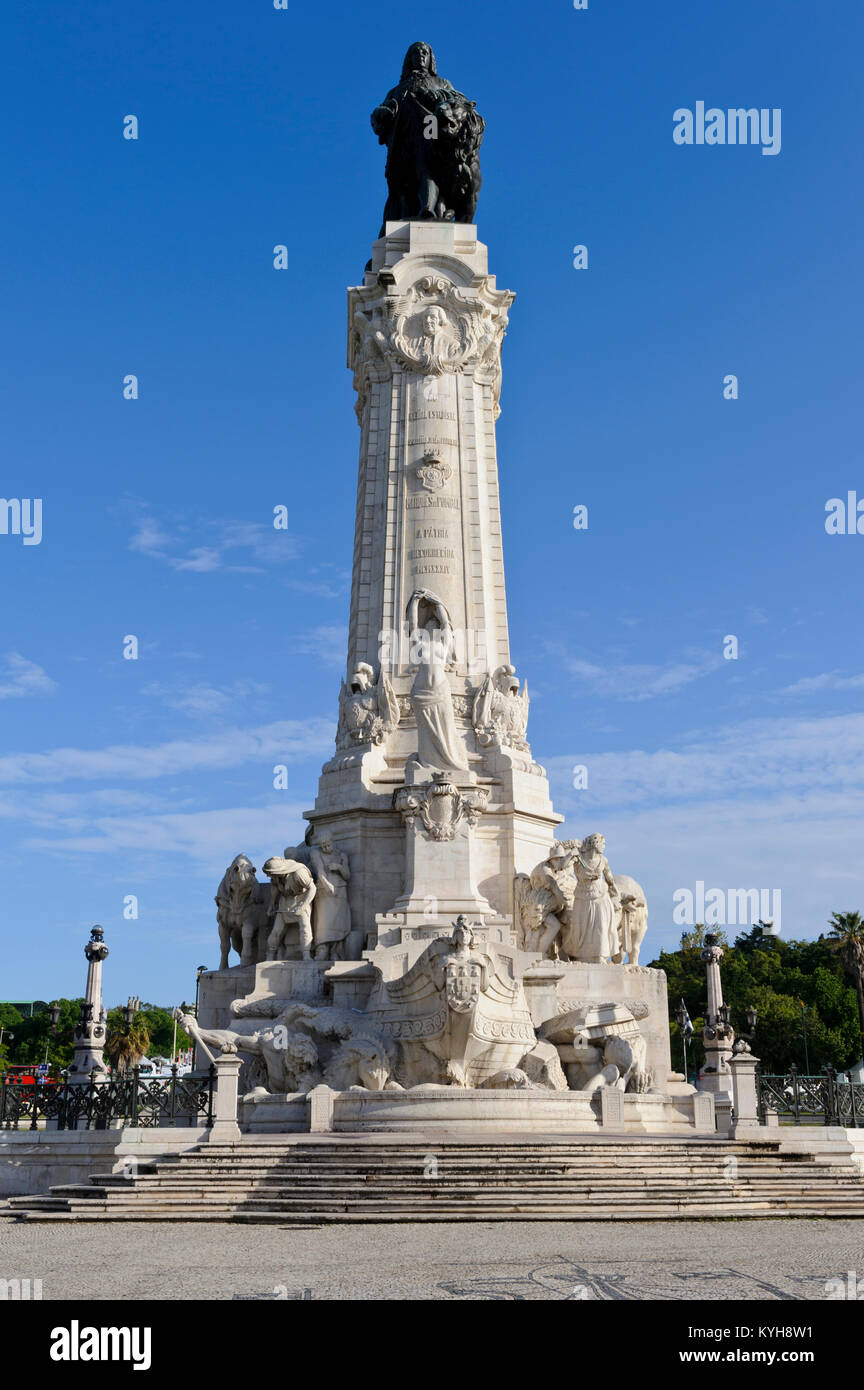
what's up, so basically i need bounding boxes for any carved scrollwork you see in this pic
[349,274,514,419]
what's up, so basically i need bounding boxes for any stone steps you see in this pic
[7,1135,863,1223]
[44,1171,864,1192]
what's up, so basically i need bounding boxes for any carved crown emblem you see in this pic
[415,453,453,493]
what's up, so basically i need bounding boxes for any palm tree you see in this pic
[827,911,864,1060]
[105,1013,152,1077]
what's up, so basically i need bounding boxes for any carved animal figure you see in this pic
[611,873,648,965]
[603,1031,652,1093]
[275,1002,397,1090]
[429,91,484,222]
[216,854,270,970]
[323,1036,399,1091]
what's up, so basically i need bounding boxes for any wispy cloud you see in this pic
[0,652,56,700]
[128,511,303,573]
[0,718,334,786]
[545,711,864,811]
[540,711,864,943]
[781,671,864,696]
[562,650,725,702]
[24,805,311,870]
[295,626,350,668]
[141,679,271,718]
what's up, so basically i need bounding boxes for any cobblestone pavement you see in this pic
[1,1218,862,1300]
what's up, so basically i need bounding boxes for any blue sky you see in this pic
[2,1,862,1007]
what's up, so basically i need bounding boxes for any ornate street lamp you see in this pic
[43,1002,62,1067]
[733,1005,759,1055]
[676,998,693,1083]
[123,996,141,1035]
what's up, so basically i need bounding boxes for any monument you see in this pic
[196,43,696,1134]
[67,926,109,1083]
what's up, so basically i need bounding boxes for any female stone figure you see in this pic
[561,833,620,964]
[406,588,469,776]
[309,833,352,961]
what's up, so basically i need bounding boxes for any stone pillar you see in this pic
[729,1051,762,1135]
[307,221,561,946]
[308,1084,336,1133]
[692,1091,716,1133]
[600,1087,624,1129]
[699,934,735,1099]
[207,1050,242,1143]
[67,926,110,1084]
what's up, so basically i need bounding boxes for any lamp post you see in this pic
[123,996,141,1035]
[43,1003,61,1067]
[193,967,208,1071]
[194,966,208,1018]
[68,926,110,1084]
[676,998,693,1083]
[733,1005,759,1055]
[700,934,736,1098]
[799,1001,811,1074]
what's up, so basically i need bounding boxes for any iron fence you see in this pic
[0,1065,215,1131]
[757,1064,863,1127]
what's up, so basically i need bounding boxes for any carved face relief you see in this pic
[393,303,464,373]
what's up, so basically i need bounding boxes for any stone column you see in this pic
[699,934,735,1098]
[207,1050,242,1143]
[67,926,110,1084]
[307,221,561,948]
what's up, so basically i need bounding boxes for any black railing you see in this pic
[0,1066,215,1131]
[757,1064,864,1127]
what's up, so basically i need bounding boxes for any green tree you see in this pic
[105,1008,152,1076]
[826,911,864,1059]
[0,1004,24,1069]
[4,998,83,1072]
[136,1004,191,1060]
[649,922,862,1074]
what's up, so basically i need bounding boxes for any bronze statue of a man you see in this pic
[371,42,484,234]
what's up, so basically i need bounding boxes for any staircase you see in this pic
[6,1136,864,1222]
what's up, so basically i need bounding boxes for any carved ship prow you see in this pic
[364,925,536,1087]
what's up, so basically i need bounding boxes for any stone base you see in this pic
[198,959,331,1031]
[238,1088,710,1135]
[0,1128,205,1198]
[238,1092,309,1133]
